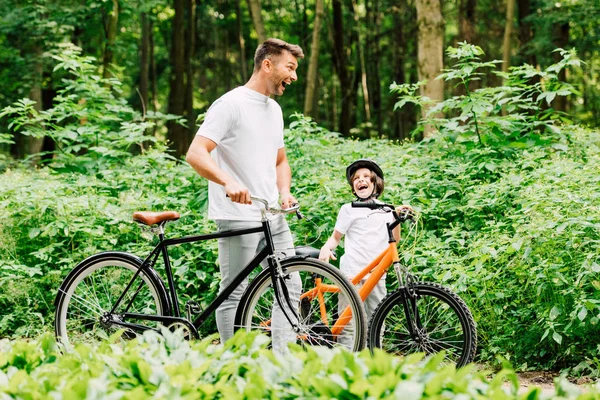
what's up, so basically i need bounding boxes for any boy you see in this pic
[319,159,413,345]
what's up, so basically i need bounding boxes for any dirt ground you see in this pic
[517,371,559,392]
[515,371,596,394]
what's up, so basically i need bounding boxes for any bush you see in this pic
[1,331,598,398]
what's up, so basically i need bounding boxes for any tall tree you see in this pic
[235,0,249,82]
[516,0,536,66]
[458,0,476,44]
[353,0,370,122]
[552,21,569,112]
[185,0,197,136]
[415,0,444,137]
[331,0,358,136]
[502,0,516,73]
[390,2,417,140]
[247,0,267,43]
[140,12,150,116]
[303,0,324,116]
[366,0,383,135]
[102,0,119,79]
[167,0,188,157]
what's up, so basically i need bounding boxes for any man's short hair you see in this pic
[254,38,304,71]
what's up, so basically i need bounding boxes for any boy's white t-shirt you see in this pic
[334,202,395,278]
[196,86,284,221]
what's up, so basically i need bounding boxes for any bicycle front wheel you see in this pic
[235,258,367,352]
[368,282,477,367]
[54,252,170,349]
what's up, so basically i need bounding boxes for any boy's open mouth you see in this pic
[357,183,369,191]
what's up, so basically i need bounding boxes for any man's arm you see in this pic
[276,147,297,209]
[186,135,251,204]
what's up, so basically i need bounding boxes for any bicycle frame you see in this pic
[109,217,296,334]
[300,214,403,336]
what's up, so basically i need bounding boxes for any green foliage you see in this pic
[285,114,600,374]
[391,43,581,146]
[1,331,598,398]
[1,46,600,376]
[0,44,184,173]
[0,46,217,338]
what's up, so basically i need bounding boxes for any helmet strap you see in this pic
[354,187,378,201]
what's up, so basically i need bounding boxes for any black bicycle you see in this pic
[54,196,367,351]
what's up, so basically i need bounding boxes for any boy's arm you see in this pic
[319,230,343,262]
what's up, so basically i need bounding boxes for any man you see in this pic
[186,38,304,352]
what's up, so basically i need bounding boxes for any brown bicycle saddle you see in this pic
[132,211,180,226]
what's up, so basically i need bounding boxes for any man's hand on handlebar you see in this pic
[280,191,298,210]
[224,181,252,205]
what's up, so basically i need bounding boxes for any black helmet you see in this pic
[345,159,384,185]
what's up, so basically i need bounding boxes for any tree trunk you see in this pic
[352,0,370,122]
[458,0,476,44]
[303,0,324,116]
[517,0,536,65]
[502,0,515,73]
[140,12,150,117]
[391,3,417,141]
[167,0,188,157]
[235,0,248,82]
[247,0,267,43]
[552,22,569,112]
[415,0,444,138]
[367,0,383,136]
[149,19,159,136]
[185,0,197,137]
[102,0,119,80]
[331,0,357,136]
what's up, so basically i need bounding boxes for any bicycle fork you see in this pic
[394,261,425,342]
[268,255,302,333]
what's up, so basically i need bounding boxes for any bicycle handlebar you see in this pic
[351,201,394,210]
[351,201,415,222]
[226,194,303,219]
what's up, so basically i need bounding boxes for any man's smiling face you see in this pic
[267,50,298,96]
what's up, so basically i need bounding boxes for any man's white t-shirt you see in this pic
[334,202,395,278]
[197,86,284,221]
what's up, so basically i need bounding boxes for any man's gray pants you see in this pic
[215,216,300,354]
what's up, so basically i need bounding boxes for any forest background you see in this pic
[1,0,600,384]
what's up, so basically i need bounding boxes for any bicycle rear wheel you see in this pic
[368,282,477,367]
[235,258,367,352]
[54,252,169,349]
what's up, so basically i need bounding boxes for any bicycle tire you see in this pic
[54,252,170,349]
[368,282,477,367]
[235,258,367,352]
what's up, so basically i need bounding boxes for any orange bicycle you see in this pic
[292,201,477,366]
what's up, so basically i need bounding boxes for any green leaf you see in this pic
[550,306,561,320]
[577,307,588,321]
[552,331,562,345]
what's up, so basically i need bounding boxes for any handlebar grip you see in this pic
[351,201,380,209]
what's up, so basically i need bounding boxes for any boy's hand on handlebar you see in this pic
[319,246,337,262]
[395,205,416,222]
[225,182,252,204]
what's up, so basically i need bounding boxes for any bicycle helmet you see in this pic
[346,159,385,199]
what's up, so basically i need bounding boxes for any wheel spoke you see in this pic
[368,283,476,367]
